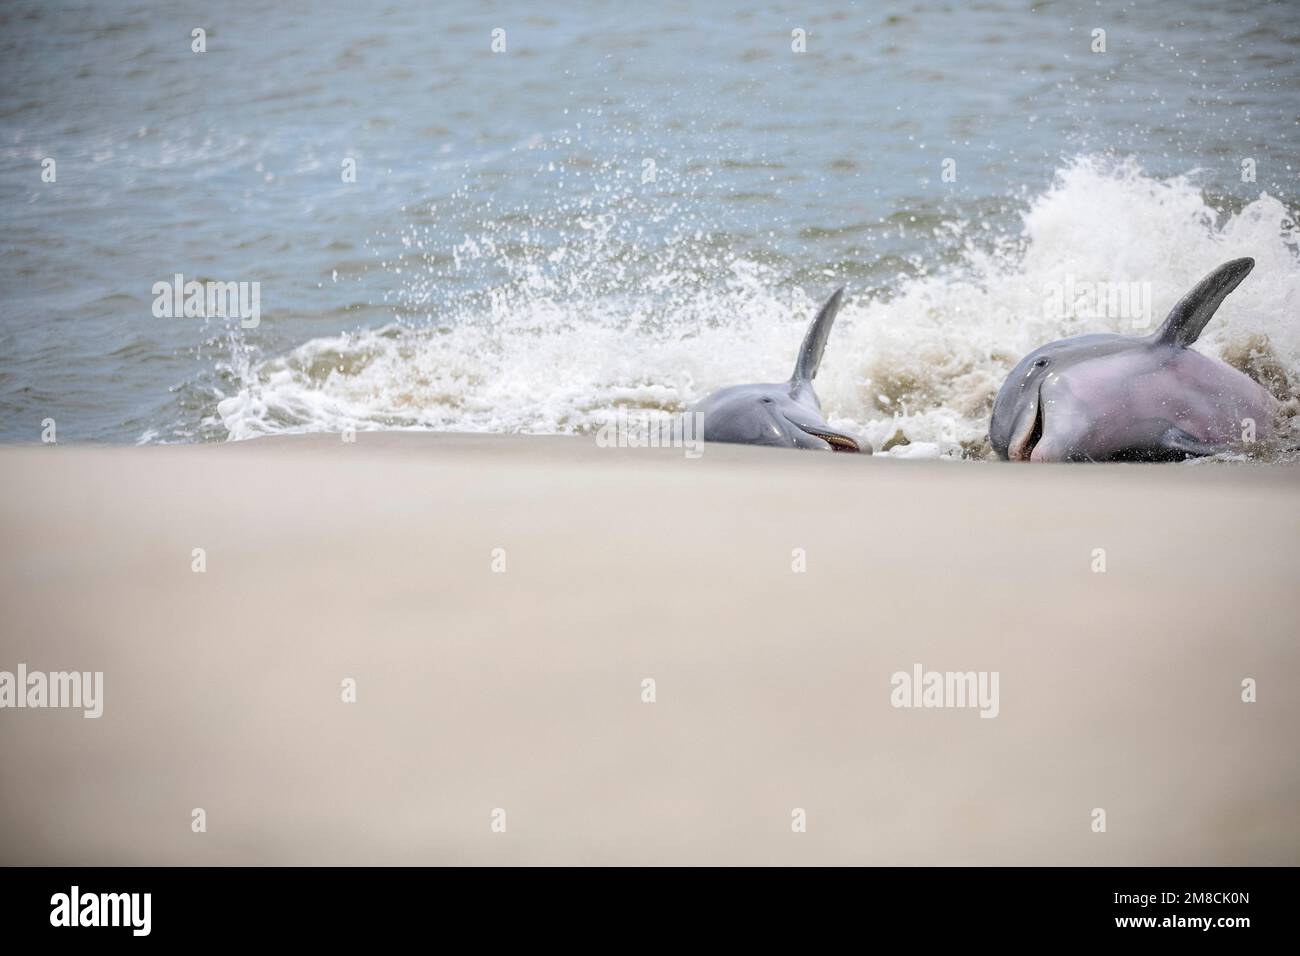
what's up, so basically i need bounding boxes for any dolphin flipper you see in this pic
[1153,258,1254,348]
[790,288,845,384]
[1158,426,1226,459]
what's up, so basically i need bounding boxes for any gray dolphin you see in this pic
[990,258,1276,462]
[688,288,869,452]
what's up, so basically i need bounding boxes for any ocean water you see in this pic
[1,0,1298,456]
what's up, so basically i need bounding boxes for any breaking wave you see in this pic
[215,156,1300,458]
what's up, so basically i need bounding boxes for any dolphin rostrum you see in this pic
[990,258,1276,462]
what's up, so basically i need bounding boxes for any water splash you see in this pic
[217,156,1300,458]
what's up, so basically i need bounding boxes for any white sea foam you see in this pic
[217,158,1300,457]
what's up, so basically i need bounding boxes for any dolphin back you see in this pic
[1153,257,1254,348]
[791,287,845,384]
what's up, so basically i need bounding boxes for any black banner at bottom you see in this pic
[0,866,1284,941]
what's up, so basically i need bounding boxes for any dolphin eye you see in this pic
[762,397,774,404]
[1033,358,1049,369]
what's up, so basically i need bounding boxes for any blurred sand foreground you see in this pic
[0,433,1297,865]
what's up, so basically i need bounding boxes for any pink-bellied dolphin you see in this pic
[990,258,1276,462]
[688,288,869,452]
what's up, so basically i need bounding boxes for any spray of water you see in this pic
[215,156,1300,459]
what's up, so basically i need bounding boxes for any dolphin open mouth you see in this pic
[1009,387,1044,462]
[1024,403,1043,460]
[800,428,861,453]
[780,406,863,453]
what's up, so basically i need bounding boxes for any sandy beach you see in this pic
[0,434,1296,865]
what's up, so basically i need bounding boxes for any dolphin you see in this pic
[990,258,1276,462]
[688,288,869,452]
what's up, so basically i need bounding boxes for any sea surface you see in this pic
[1,0,1298,456]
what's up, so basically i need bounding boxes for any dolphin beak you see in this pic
[1007,384,1044,462]
[781,412,864,453]
[806,429,862,453]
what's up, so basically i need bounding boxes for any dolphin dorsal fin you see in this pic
[1153,258,1254,348]
[791,287,845,384]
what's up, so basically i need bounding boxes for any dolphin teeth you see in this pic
[1024,402,1044,459]
[808,431,861,453]
[1009,386,1045,461]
